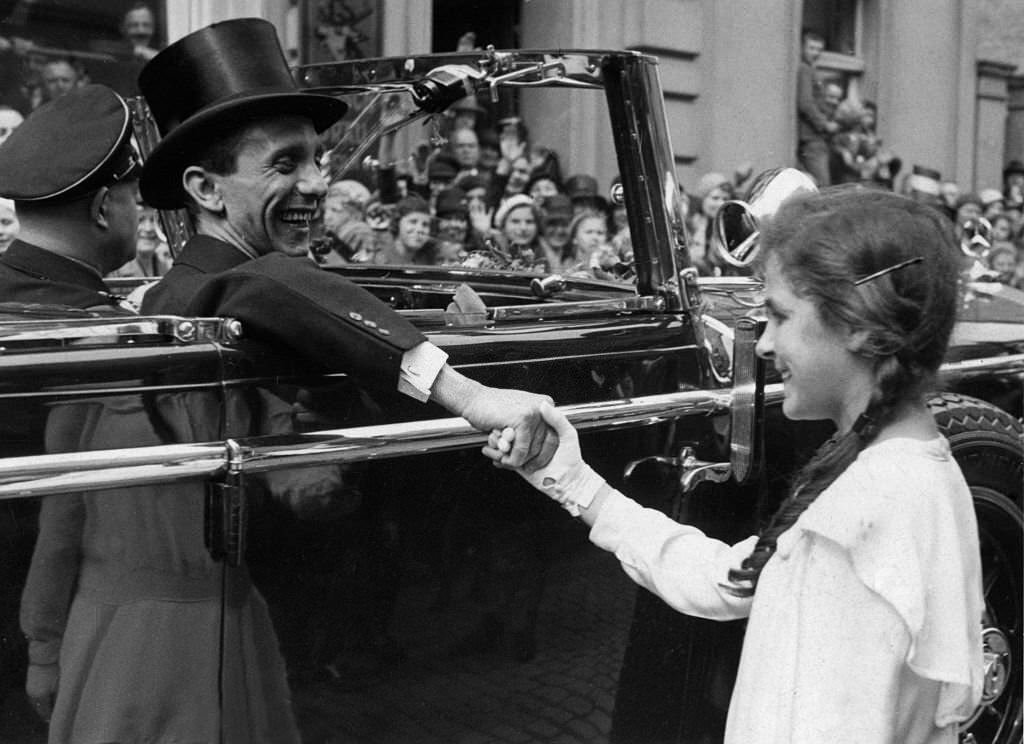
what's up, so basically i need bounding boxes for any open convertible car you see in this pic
[0,49,1020,744]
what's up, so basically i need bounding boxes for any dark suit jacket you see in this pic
[0,240,129,312]
[141,235,427,386]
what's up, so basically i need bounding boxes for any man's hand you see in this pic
[460,385,558,468]
[26,662,58,722]
[429,366,557,468]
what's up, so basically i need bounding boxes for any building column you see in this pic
[704,0,794,187]
[1008,76,1024,172]
[877,0,976,187]
[975,61,1018,190]
[380,0,431,55]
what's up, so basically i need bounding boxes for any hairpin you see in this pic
[853,256,923,285]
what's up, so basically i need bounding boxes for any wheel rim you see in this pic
[959,487,1023,743]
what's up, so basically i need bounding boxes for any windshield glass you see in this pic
[298,53,635,283]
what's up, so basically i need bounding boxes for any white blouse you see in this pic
[590,436,984,744]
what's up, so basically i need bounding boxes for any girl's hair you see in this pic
[728,186,962,595]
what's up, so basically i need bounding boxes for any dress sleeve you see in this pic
[589,489,755,621]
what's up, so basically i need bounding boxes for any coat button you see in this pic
[379,328,391,336]
[363,319,378,329]
[349,311,363,321]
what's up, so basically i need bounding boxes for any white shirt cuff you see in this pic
[397,341,449,402]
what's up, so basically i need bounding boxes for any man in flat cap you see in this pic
[0,84,140,311]
[138,18,552,462]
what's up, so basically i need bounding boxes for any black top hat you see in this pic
[138,18,348,209]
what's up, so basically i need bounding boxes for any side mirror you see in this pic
[712,167,818,269]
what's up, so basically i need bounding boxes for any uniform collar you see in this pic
[0,240,109,292]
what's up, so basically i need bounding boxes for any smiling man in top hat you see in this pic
[0,84,140,312]
[137,18,553,465]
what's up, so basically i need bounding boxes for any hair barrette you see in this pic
[853,256,923,285]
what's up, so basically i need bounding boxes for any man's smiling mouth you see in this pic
[280,208,316,226]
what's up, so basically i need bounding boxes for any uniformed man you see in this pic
[0,84,144,731]
[0,84,140,312]
[137,18,553,464]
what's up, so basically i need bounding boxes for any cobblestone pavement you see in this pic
[293,543,638,744]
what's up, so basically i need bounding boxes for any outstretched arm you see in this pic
[430,365,558,469]
[483,403,754,620]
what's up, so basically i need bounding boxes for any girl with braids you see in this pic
[484,187,984,743]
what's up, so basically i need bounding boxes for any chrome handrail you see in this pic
[0,316,242,346]
[0,352,1020,501]
[0,388,730,500]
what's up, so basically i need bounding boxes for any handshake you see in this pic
[478,398,608,521]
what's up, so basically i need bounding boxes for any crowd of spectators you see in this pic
[790,27,1023,289]
[886,160,1024,290]
[0,15,1020,292]
[310,105,636,283]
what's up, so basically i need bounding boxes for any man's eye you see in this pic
[274,159,297,173]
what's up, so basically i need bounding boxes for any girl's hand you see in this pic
[484,403,605,517]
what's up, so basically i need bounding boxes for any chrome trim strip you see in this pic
[0,316,240,346]
[759,354,1024,407]
[0,444,226,481]
[0,352,1019,500]
[0,389,730,500]
[451,343,699,370]
[939,353,1024,379]
[490,296,664,322]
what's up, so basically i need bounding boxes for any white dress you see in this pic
[590,436,984,744]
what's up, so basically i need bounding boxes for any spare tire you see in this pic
[928,392,1022,744]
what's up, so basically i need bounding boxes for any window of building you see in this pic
[802,0,866,100]
[0,0,166,113]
